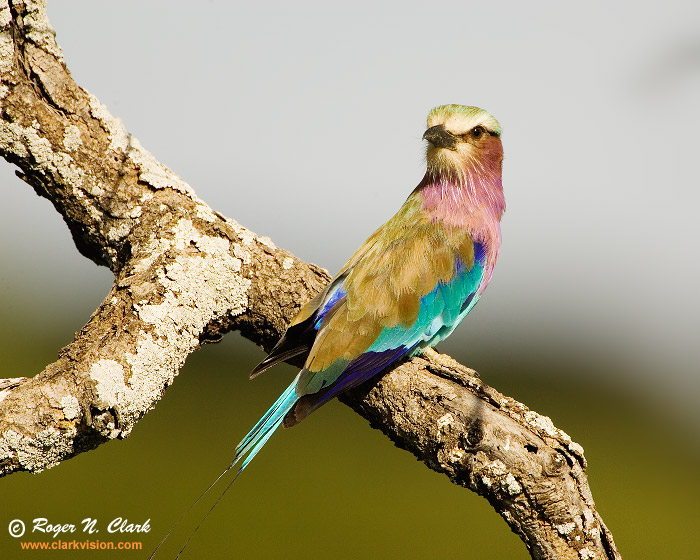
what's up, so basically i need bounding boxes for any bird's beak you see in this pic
[423,124,458,151]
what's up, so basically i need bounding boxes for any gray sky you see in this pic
[2,1,699,430]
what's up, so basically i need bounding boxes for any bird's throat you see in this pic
[417,170,505,231]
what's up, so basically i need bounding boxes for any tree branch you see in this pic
[0,2,620,559]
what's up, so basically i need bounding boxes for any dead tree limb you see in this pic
[0,2,620,559]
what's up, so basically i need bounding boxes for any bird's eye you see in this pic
[470,126,486,139]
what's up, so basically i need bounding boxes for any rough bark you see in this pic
[0,2,620,559]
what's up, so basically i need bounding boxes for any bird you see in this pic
[149,105,505,558]
[234,104,505,472]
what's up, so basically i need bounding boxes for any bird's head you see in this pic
[423,105,503,184]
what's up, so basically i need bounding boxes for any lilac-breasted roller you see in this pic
[235,104,505,472]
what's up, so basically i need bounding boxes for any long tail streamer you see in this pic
[148,380,299,559]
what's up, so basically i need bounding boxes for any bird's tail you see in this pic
[232,379,299,472]
[148,380,300,559]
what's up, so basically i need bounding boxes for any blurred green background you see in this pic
[1,307,698,558]
[2,0,700,558]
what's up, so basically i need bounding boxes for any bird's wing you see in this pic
[285,216,487,426]
[249,236,378,379]
[249,271,350,378]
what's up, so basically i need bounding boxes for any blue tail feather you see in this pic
[231,380,299,472]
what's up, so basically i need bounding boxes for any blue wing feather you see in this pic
[314,281,347,330]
